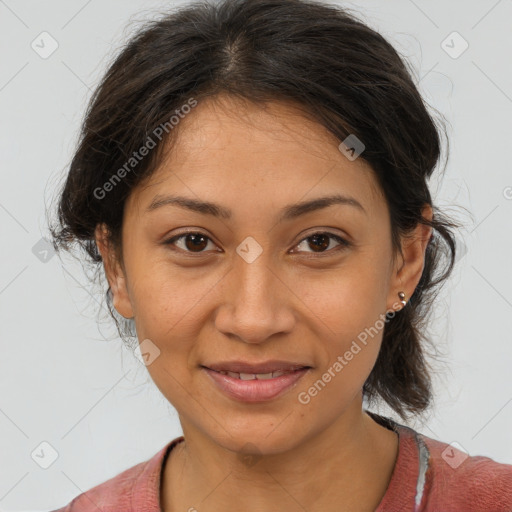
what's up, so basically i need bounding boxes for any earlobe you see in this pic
[110,276,135,320]
[94,224,135,320]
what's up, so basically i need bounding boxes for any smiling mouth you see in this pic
[201,365,311,402]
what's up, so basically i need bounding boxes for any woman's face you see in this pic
[98,94,426,454]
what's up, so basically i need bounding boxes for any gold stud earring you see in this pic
[398,291,407,307]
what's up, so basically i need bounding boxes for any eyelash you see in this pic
[163,230,351,257]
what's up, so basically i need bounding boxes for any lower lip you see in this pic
[202,367,310,402]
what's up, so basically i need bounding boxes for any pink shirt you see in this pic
[51,413,512,511]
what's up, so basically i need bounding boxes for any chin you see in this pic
[201,414,311,456]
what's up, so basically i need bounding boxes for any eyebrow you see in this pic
[146,193,367,221]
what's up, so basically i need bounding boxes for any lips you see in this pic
[202,365,311,402]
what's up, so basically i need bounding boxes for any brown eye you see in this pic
[165,232,216,253]
[294,232,350,254]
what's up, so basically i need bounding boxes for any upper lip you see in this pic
[202,360,312,374]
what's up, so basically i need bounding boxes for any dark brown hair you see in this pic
[48,0,461,421]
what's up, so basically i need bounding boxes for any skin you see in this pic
[95,93,432,511]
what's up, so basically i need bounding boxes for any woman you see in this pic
[49,0,512,510]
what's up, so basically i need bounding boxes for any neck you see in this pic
[161,399,399,512]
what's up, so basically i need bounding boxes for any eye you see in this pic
[163,230,350,256]
[293,232,351,255]
[164,231,217,253]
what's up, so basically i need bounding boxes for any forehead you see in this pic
[127,94,384,217]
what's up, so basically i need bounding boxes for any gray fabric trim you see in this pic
[414,433,431,511]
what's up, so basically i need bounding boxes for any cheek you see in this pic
[294,289,385,419]
[128,272,203,406]
[291,264,386,398]
[125,257,222,393]
[126,254,219,337]
[293,262,387,342]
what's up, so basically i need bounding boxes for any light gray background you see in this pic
[1,0,511,510]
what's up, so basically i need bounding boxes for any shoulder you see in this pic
[420,433,512,510]
[50,438,182,512]
[367,411,512,511]
[50,460,147,512]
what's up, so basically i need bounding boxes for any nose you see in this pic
[213,254,296,344]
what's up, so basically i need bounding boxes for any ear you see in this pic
[386,204,433,312]
[94,223,135,319]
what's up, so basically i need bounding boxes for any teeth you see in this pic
[256,372,274,380]
[217,370,296,379]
